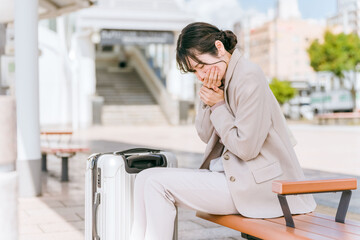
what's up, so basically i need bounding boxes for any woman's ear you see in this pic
[215,40,226,57]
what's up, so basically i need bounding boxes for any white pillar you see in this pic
[14,0,42,196]
[0,96,18,240]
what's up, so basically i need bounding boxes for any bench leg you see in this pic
[241,233,262,240]
[335,190,352,223]
[61,157,69,182]
[277,194,295,228]
[41,153,47,172]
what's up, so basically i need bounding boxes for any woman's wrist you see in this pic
[210,100,225,111]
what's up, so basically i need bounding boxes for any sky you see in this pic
[181,0,338,30]
[238,0,337,20]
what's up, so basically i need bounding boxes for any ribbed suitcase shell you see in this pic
[85,150,178,240]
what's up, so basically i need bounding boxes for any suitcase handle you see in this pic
[114,148,161,155]
[93,192,101,240]
[127,155,163,169]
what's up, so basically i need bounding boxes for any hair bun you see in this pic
[221,30,237,52]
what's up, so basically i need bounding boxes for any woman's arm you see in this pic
[195,99,215,143]
[209,71,272,161]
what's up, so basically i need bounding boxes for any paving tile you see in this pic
[178,208,198,221]
[38,221,84,233]
[178,226,243,240]
[19,224,43,234]
[19,231,83,240]
[25,206,84,217]
[60,198,84,207]
[190,217,223,228]
[20,212,81,225]
[76,212,85,220]
[178,220,205,231]
[19,198,64,210]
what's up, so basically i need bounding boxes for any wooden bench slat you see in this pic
[310,212,360,228]
[41,147,89,154]
[196,212,331,240]
[267,216,360,240]
[40,131,73,135]
[272,178,357,194]
[293,214,360,236]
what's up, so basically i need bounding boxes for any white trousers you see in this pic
[129,167,239,240]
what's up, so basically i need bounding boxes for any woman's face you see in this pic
[188,53,228,83]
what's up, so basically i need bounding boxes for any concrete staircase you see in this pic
[96,67,169,125]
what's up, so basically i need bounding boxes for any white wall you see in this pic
[38,25,72,128]
[69,30,96,130]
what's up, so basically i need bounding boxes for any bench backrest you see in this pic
[40,131,73,149]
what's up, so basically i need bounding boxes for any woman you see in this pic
[130,22,316,240]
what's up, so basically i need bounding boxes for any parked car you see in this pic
[310,89,353,114]
[283,96,314,120]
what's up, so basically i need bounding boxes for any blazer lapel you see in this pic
[223,48,242,116]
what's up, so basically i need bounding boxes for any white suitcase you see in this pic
[85,148,178,240]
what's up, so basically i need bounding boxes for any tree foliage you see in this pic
[307,30,360,110]
[269,78,297,105]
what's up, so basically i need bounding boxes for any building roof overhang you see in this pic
[0,0,94,23]
[77,5,194,32]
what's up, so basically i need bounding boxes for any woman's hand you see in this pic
[199,85,224,107]
[201,66,222,91]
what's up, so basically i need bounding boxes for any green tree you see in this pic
[307,30,360,111]
[269,78,297,105]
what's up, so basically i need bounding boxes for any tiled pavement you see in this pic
[18,124,360,239]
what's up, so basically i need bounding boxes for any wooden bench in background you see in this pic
[41,131,89,182]
[316,112,360,125]
[196,178,358,240]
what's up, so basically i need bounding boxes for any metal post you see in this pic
[41,153,47,172]
[61,157,69,182]
[14,0,42,196]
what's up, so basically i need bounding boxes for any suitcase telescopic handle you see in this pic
[93,192,101,240]
[114,148,161,155]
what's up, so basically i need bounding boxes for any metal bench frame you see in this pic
[277,190,352,228]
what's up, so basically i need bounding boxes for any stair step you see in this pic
[96,65,168,125]
[102,105,168,125]
[97,89,152,94]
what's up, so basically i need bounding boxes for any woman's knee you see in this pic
[143,174,176,204]
[136,167,165,180]
[134,167,168,187]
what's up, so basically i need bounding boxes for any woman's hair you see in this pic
[176,22,238,73]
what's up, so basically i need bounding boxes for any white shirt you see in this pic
[209,147,226,172]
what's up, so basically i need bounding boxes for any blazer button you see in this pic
[230,176,236,182]
[224,154,230,160]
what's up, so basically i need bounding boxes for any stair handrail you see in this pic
[126,46,179,125]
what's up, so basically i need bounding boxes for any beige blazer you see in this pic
[195,48,316,218]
